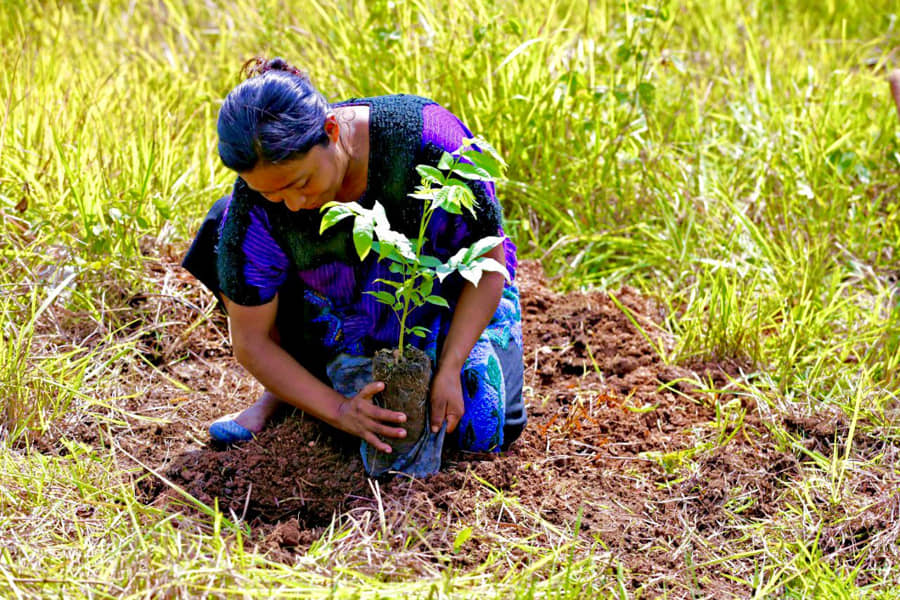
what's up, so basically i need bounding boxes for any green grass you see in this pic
[2,0,900,596]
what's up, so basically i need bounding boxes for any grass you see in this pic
[2,0,900,597]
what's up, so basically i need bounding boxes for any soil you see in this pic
[29,252,885,597]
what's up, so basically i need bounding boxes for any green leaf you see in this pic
[445,178,472,188]
[376,230,416,262]
[452,161,492,181]
[408,190,435,201]
[435,263,456,282]
[373,277,403,290]
[432,247,468,282]
[371,240,386,260]
[458,264,483,286]
[408,326,430,338]
[505,18,522,36]
[439,182,474,213]
[462,151,503,179]
[419,275,434,297]
[382,244,405,264]
[371,201,391,230]
[461,136,506,168]
[463,236,505,263]
[472,257,510,282]
[319,206,352,234]
[416,164,445,185]
[419,256,442,268]
[431,187,463,215]
[447,247,467,266]
[353,219,374,260]
[424,295,449,308]
[153,196,172,219]
[372,237,415,265]
[437,152,455,171]
[453,526,473,553]
[365,290,396,305]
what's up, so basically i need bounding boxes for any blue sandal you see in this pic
[209,415,255,444]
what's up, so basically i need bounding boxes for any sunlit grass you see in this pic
[2,0,900,595]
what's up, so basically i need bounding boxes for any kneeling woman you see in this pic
[183,58,526,477]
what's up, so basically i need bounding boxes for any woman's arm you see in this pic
[223,294,408,453]
[429,243,506,434]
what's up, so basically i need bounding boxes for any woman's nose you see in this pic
[283,192,306,212]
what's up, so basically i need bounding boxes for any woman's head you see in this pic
[217,57,330,172]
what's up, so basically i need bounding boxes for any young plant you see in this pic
[319,137,510,355]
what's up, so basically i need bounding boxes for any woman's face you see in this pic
[240,117,345,212]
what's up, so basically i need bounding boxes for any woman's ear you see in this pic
[324,113,340,143]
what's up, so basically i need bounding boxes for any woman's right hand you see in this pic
[336,381,407,453]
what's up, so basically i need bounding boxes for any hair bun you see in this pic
[266,57,289,71]
[241,56,308,81]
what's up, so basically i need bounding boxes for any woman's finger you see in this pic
[356,381,385,400]
[373,423,407,440]
[445,398,465,433]
[368,404,407,424]
[364,432,393,454]
[445,410,462,434]
[353,382,405,423]
[430,395,447,433]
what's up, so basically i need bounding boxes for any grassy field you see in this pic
[2,0,900,597]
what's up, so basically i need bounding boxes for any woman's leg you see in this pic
[454,334,526,452]
[493,335,526,451]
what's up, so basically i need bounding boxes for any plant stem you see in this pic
[397,274,415,355]
[397,192,440,354]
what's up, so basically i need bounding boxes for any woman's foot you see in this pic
[232,390,282,432]
[209,390,282,443]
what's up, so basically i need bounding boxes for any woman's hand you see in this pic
[336,381,408,453]
[430,367,465,434]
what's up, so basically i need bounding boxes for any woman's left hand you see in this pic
[430,366,464,434]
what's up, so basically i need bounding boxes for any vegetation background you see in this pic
[1,0,899,597]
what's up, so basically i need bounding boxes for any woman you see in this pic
[183,57,525,477]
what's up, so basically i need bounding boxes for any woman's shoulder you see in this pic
[337,95,459,149]
[222,177,268,224]
[364,96,437,178]
[217,178,268,248]
[335,94,438,108]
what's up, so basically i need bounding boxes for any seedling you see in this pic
[320,136,510,355]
